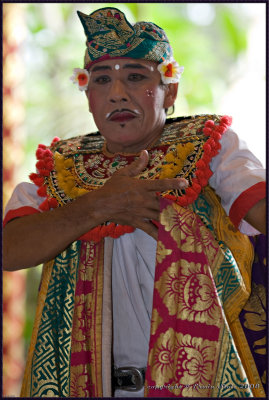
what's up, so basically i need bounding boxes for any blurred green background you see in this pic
[4,2,266,361]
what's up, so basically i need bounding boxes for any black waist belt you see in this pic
[113,366,146,392]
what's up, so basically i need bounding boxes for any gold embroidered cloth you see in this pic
[144,196,265,397]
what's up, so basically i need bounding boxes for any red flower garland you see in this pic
[30,116,232,242]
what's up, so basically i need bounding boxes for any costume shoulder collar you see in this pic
[157,114,222,145]
[30,114,232,237]
[50,114,222,156]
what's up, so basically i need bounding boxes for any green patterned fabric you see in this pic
[77,7,173,69]
[191,191,249,312]
[191,192,246,306]
[28,242,80,397]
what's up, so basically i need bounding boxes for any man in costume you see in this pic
[3,7,266,398]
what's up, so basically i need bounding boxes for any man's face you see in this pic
[86,58,177,153]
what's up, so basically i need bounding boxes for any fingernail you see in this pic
[140,149,148,158]
[178,179,189,189]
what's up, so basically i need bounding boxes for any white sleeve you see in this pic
[209,128,265,235]
[4,182,43,221]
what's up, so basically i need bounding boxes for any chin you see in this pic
[106,128,139,142]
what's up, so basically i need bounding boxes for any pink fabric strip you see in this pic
[71,351,92,366]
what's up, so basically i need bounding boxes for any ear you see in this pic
[85,89,92,113]
[163,83,178,109]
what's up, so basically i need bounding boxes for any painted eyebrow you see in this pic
[91,65,112,72]
[91,63,148,73]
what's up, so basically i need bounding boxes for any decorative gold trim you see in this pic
[229,319,265,397]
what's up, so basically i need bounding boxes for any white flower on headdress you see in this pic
[157,58,184,84]
[70,68,90,91]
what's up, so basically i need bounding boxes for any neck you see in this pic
[104,123,166,155]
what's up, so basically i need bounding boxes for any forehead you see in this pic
[89,58,158,72]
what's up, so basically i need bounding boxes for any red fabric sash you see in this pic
[145,197,250,397]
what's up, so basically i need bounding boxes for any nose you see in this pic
[109,79,129,103]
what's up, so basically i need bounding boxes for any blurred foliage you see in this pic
[21,2,252,346]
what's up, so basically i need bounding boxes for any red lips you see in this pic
[109,111,137,123]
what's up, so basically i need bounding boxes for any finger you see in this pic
[129,192,160,214]
[118,150,149,178]
[111,203,160,224]
[135,208,160,221]
[134,219,158,240]
[144,177,189,192]
[143,196,160,212]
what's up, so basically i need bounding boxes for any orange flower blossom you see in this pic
[70,68,90,91]
[157,58,184,84]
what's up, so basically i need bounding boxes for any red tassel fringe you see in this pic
[163,115,232,209]
[79,224,135,242]
[30,138,60,212]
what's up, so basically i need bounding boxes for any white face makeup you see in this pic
[86,58,177,153]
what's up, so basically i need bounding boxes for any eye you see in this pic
[93,75,111,84]
[128,73,146,82]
